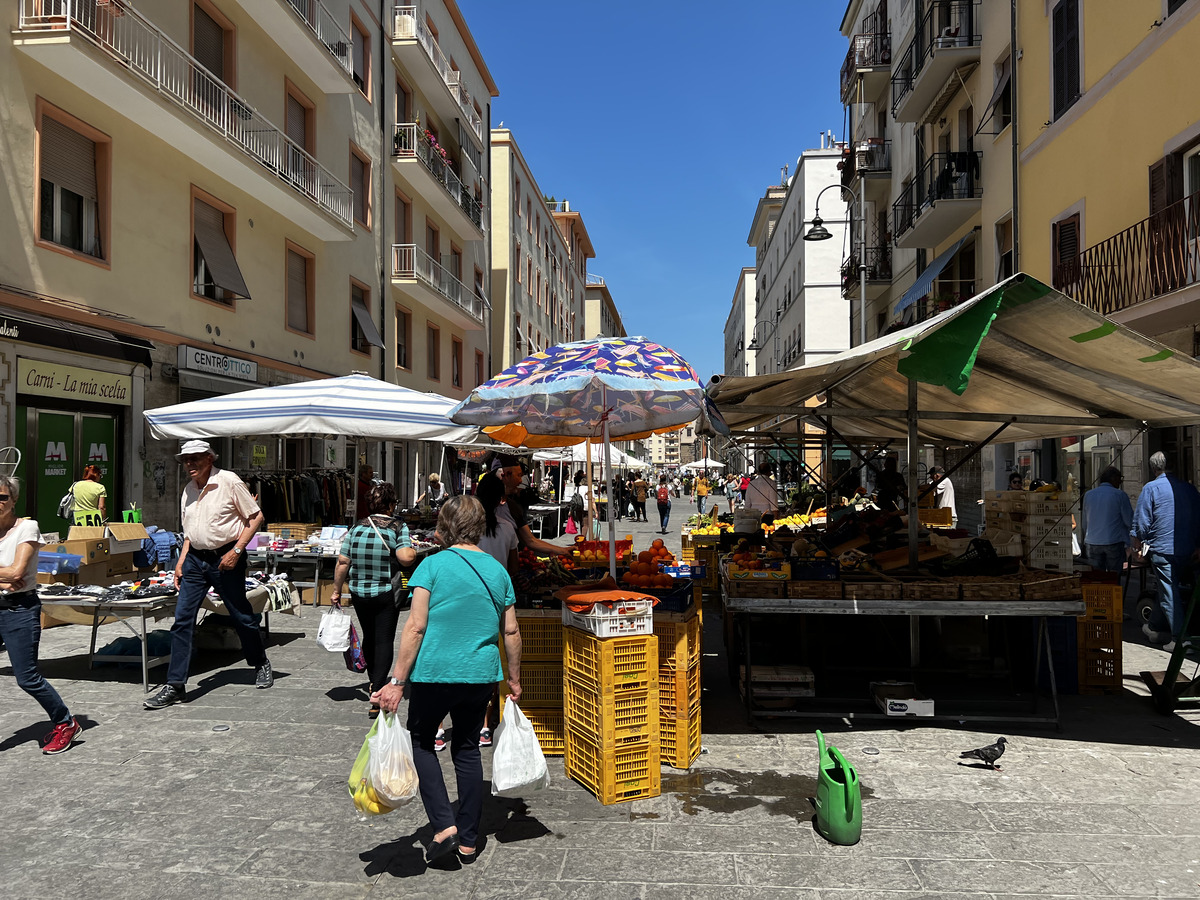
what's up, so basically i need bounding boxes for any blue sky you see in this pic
[459,0,849,381]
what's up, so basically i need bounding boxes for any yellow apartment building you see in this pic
[1015,0,1200,487]
[583,273,623,341]
[3,0,496,524]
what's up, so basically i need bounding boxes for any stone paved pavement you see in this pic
[3,514,1200,898]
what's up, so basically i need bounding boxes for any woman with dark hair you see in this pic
[331,482,415,716]
[569,469,591,536]
[476,473,518,576]
[374,495,522,867]
[70,464,107,526]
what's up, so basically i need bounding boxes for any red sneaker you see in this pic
[43,717,81,755]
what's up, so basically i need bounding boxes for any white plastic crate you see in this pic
[562,597,655,638]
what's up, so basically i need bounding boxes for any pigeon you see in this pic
[959,736,1007,769]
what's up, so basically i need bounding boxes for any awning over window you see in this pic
[0,307,154,367]
[978,68,1012,131]
[351,300,385,349]
[893,235,971,314]
[194,215,251,300]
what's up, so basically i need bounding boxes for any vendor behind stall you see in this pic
[493,455,570,558]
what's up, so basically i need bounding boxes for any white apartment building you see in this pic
[723,268,756,377]
[490,130,588,368]
[747,144,848,375]
[4,0,496,525]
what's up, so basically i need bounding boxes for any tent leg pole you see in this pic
[603,387,616,581]
[907,379,920,570]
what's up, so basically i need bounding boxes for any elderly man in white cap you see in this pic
[145,440,271,709]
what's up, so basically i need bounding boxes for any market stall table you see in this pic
[526,504,563,540]
[726,591,1085,729]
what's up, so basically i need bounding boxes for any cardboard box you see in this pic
[871,681,935,717]
[37,568,131,588]
[106,552,137,576]
[738,665,815,696]
[69,522,150,554]
[48,539,109,563]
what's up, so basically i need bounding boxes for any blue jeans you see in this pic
[658,501,671,531]
[1087,543,1126,573]
[697,496,707,516]
[167,547,267,686]
[1147,552,1195,638]
[0,595,71,724]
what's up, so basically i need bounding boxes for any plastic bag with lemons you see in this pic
[348,713,419,817]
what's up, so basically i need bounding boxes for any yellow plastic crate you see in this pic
[502,661,562,707]
[516,610,564,660]
[499,704,565,757]
[563,683,659,748]
[653,612,702,671]
[659,663,701,719]
[1081,583,1122,622]
[562,629,658,694]
[565,728,660,805]
[659,709,702,769]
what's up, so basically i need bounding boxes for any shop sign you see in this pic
[178,345,258,382]
[252,444,267,466]
[17,359,132,406]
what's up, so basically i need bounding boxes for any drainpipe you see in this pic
[379,0,388,479]
[1010,0,1020,272]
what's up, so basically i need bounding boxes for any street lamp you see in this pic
[805,181,867,347]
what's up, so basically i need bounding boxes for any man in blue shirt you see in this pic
[1083,466,1133,573]
[1132,452,1200,646]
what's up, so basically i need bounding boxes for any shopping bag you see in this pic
[367,712,419,806]
[564,514,577,535]
[317,603,352,652]
[343,623,367,673]
[348,717,396,817]
[491,697,549,797]
[57,489,75,520]
[627,502,635,516]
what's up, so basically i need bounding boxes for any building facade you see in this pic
[4,0,497,525]
[723,267,756,378]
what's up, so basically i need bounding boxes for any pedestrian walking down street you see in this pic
[0,475,82,754]
[329,482,416,718]
[724,474,739,514]
[146,440,272,710]
[694,475,709,516]
[1083,466,1133,573]
[656,474,672,534]
[373,496,522,867]
[632,473,649,522]
[1132,451,1200,650]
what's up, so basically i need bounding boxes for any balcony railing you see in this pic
[840,32,891,100]
[892,151,982,243]
[891,0,980,116]
[17,0,353,229]
[392,6,484,143]
[284,0,353,79]
[391,243,484,323]
[841,139,892,187]
[393,123,483,229]
[1057,190,1200,316]
[841,246,893,290]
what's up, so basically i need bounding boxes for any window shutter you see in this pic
[286,95,307,148]
[40,116,98,200]
[1052,0,1080,119]
[287,249,309,332]
[1052,214,1080,289]
[352,26,366,85]
[351,154,366,221]
[193,5,225,80]
[1149,155,1184,215]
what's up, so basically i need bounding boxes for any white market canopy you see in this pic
[144,373,476,442]
[708,274,1200,444]
[533,443,644,468]
[681,458,726,470]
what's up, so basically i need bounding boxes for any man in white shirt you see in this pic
[931,466,958,527]
[145,440,269,710]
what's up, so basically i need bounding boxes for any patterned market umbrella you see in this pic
[450,337,727,576]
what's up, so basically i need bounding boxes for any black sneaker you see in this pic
[144,684,185,710]
[255,660,274,689]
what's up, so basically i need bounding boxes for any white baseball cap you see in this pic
[176,439,218,461]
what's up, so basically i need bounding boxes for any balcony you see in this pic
[892,151,982,249]
[229,0,355,93]
[392,124,484,241]
[840,31,892,104]
[391,244,485,330]
[841,139,892,204]
[841,246,893,300]
[15,0,354,239]
[391,7,484,147]
[1057,191,1200,330]
[891,0,980,123]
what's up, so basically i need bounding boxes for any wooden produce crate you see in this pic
[788,580,843,599]
[917,507,953,527]
[901,581,961,601]
[842,581,903,602]
[1022,573,1081,602]
[725,580,787,599]
[959,577,1022,602]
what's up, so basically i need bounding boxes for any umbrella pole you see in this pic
[602,387,616,580]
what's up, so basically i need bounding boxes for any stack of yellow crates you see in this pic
[654,586,703,769]
[500,609,565,756]
[1078,581,1123,694]
[562,629,660,804]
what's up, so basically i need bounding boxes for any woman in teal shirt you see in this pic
[373,495,522,866]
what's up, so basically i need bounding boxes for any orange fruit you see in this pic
[637,550,653,564]
[652,539,664,549]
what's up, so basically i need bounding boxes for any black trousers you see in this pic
[407,681,493,848]
[349,592,401,693]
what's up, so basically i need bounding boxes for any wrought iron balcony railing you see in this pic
[393,124,483,229]
[890,0,981,116]
[841,246,893,290]
[892,151,982,243]
[840,31,891,100]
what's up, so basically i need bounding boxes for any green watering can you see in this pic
[814,730,862,845]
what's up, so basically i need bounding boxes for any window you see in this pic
[427,324,441,380]
[526,200,532,232]
[286,242,314,334]
[351,14,370,96]
[989,53,1012,131]
[395,78,409,124]
[351,280,373,355]
[1051,0,1080,120]
[475,350,485,387]
[37,106,108,262]
[395,191,411,243]
[449,245,462,280]
[514,312,522,354]
[192,2,234,86]
[350,145,370,227]
[1051,213,1081,290]
[284,82,315,188]
[515,240,522,282]
[451,337,463,388]
[426,221,439,261]
[396,307,411,369]
[1169,0,1190,15]
[192,190,248,304]
[515,178,521,214]
[474,267,485,311]
[996,217,1014,280]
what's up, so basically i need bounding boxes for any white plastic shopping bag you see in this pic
[367,712,419,806]
[316,603,352,652]
[491,697,550,797]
